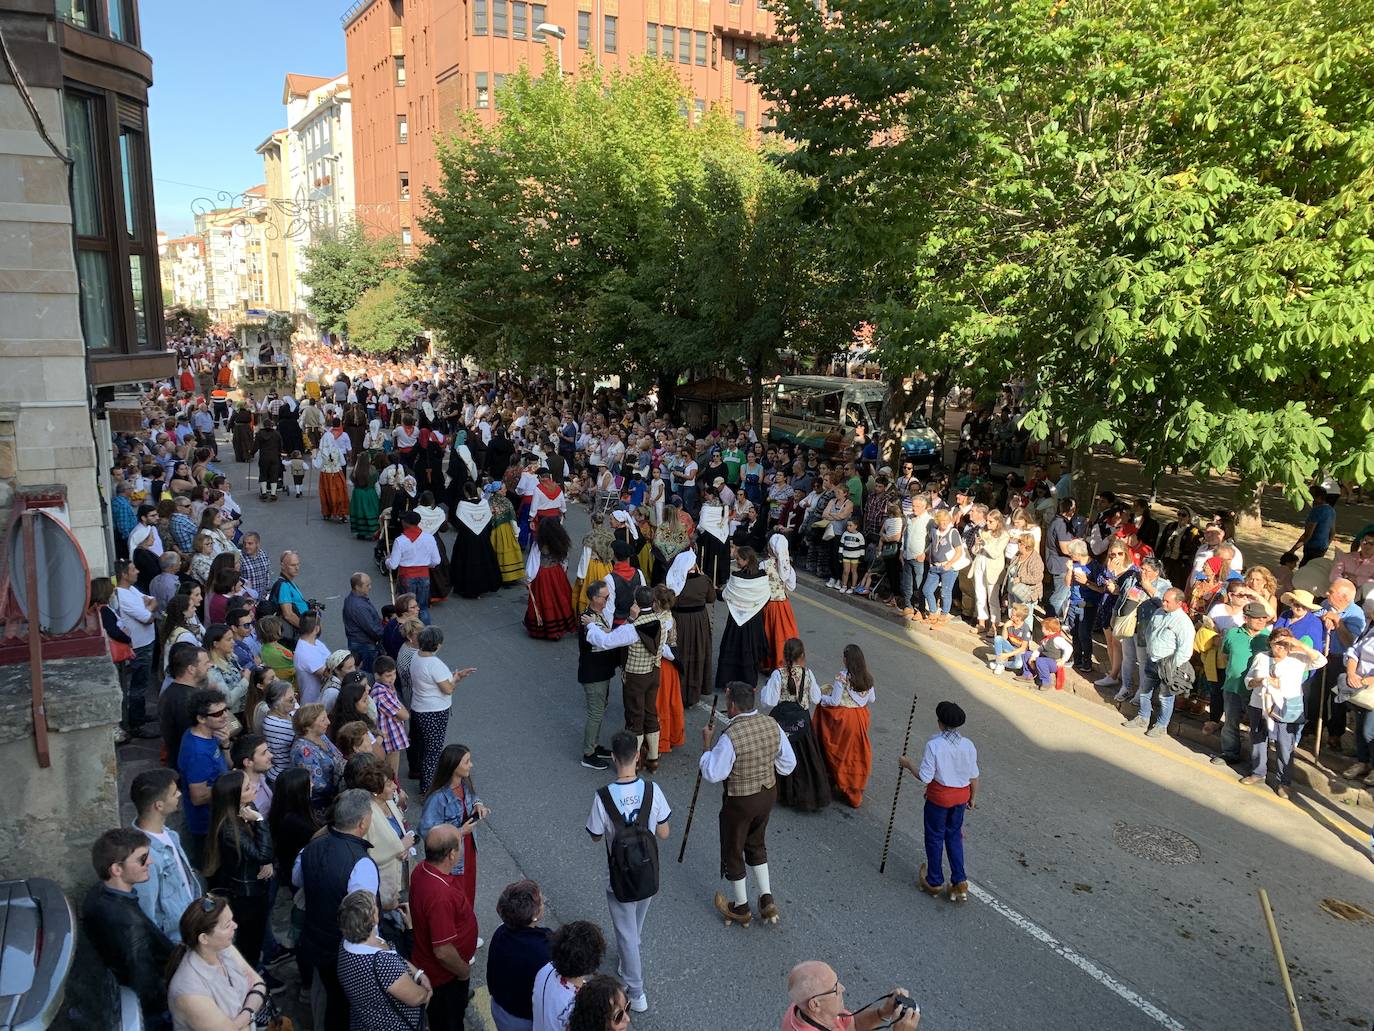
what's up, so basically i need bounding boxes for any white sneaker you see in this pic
[629,993,648,1013]
[827,578,839,589]
[987,661,1002,675]
[475,936,485,950]
[1094,675,1120,687]
[844,587,854,594]
[1112,686,1132,702]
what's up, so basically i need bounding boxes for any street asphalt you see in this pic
[228,459,1374,1031]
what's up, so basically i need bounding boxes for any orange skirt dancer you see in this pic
[319,470,349,520]
[655,659,686,754]
[761,598,799,672]
[812,704,873,808]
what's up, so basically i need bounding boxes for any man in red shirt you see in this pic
[781,961,919,1031]
[410,825,479,1030]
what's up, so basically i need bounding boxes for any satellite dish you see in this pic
[8,509,91,635]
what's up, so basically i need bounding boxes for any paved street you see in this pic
[232,465,1374,1031]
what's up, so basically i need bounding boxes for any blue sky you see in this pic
[143,0,346,235]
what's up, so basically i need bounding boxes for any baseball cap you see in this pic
[1242,602,1269,619]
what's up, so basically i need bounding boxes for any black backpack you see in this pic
[255,576,288,621]
[599,782,660,903]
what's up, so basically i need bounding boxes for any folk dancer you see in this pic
[898,701,979,902]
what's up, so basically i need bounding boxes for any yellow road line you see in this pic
[792,588,1371,850]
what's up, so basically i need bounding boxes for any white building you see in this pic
[157,233,209,309]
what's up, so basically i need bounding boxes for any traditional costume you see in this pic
[529,473,567,532]
[314,431,350,521]
[250,423,283,499]
[761,664,831,811]
[606,542,646,627]
[362,419,389,461]
[445,430,478,515]
[622,609,668,768]
[523,532,577,640]
[697,501,732,590]
[413,502,452,602]
[516,464,539,550]
[668,554,715,708]
[451,495,502,599]
[348,453,381,539]
[487,486,524,585]
[230,405,255,463]
[714,565,770,693]
[573,522,616,614]
[761,534,800,672]
[650,512,690,588]
[812,670,874,808]
[915,702,979,901]
[277,395,304,455]
[654,611,685,755]
[699,704,796,925]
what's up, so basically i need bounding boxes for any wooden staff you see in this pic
[380,511,396,605]
[880,690,920,874]
[1258,889,1305,1031]
[678,697,719,864]
[1310,628,1332,770]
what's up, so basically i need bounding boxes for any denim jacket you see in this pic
[418,784,482,876]
[131,821,202,943]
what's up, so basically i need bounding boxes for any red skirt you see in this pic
[524,565,577,640]
[761,598,800,672]
[812,704,872,808]
[319,471,349,518]
[656,660,686,754]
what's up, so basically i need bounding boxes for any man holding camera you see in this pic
[782,961,919,1030]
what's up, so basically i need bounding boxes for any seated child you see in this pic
[988,604,1035,675]
[1031,616,1074,690]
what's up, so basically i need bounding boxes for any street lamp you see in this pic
[535,22,566,78]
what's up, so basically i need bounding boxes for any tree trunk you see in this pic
[879,373,923,470]
[929,369,952,466]
[751,369,765,431]
[656,371,677,419]
[1236,480,1266,531]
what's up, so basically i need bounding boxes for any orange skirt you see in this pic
[656,660,685,754]
[812,704,872,808]
[319,471,349,518]
[761,598,799,672]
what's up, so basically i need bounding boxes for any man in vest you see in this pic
[293,789,380,1030]
[578,581,634,770]
[698,680,797,926]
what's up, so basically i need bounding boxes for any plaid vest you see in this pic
[723,712,777,796]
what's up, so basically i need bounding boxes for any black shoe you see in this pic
[580,753,610,770]
[1210,754,1240,766]
[265,946,296,967]
[593,745,613,759]
[133,724,161,739]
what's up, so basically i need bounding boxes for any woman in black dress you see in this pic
[276,395,304,456]
[696,486,732,591]
[761,637,831,811]
[667,552,715,709]
[714,545,770,693]
[450,482,502,599]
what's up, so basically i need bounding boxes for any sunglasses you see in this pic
[611,1006,629,1024]
[205,708,229,719]
[197,889,229,912]
[124,851,151,866]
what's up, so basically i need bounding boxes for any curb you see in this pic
[794,574,1374,813]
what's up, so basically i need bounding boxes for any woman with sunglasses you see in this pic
[202,771,274,969]
[567,975,631,1031]
[166,893,268,1030]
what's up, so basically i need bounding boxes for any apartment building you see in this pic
[343,0,776,241]
[158,232,209,308]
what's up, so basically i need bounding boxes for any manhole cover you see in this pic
[1112,822,1201,865]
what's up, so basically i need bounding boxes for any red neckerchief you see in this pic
[538,482,560,501]
[402,525,422,542]
[329,427,346,440]
[611,560,635,580]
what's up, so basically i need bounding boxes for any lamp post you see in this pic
[534,22,566,78]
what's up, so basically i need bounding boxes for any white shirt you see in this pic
[1192,543,1244,576]
[532,963,578,1031]
[698,712,797,783]
[586,777,672,855]
[115,585,157,649]
[681,461,697,486]
[388,530,441,571]
[530,485,566,519]
[760,667,822,708]
[917,731,979,788]
[293,636,331,704]
[410,653,455,713]
[818,674,875,708]
[1246,650,1324,716]
[585,621,640,651]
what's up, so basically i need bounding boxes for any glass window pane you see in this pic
[577,11,589,48]
[109,0,132,41]
[646,23,657,55]
[513,3,526,38]
[678,31,690,63]
[119,129,144,241]
[532,3,546,40]
[493,0,507,35]
[128,254,148,347]
[76,251,114,351]
[604,15,616,52]
[661,27,673,58]
[57,0,93,30]
[474,0,487,34]
[476,72,489,109]
[63,94,102,237]
[695,30,706,65]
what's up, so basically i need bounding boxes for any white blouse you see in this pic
[818,671,875,708]
[761,666,822,709]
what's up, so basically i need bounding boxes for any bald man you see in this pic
[1317,577,1367,749]
[782,961,918,1031]
[411,825,479,1030]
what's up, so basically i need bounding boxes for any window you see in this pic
[735,44,749,77]
[108,0,135,42]
[395,56,407,85]
[64,92,113,351]
[678,98,689,120]
[661,27,674,59]
[695,30,706,65]
[678,30,690,63]
[56,0,93,30]
[397,115,408,142]
[493,0,507,35]
[402,227,413,247]
[118,129,144,241]
[476,72,489,108]
[474,0,487,34]
[494,73,508,107]
[693,99,705,122]
[128,255,148,347]
[646,23,658,55]
[400,172,411,200]
[735,109,746,127]
[513,2,527,38]
[577,11,589,48]
[604,15,617,52]
[531,3,546,39]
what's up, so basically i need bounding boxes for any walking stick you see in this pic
[1258,889,1305,1031]
[678,697,719,863]
[381,513,396,605]
[1311,630,1332,769]
[880,690,921,874]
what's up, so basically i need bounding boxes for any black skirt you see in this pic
[714,610,767,692]
[770,701,832,812]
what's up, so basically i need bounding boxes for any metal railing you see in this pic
[340,0,378,28]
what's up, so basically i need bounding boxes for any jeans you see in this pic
[1353,706,1374,763]
[606,889,653,999]
[1007,583,1038,634]
[126,643,154,729]
[1135,662,1174,728]
[680,485,698,520]
[1048,570,1070,618]
[923,567,957,615]
[923,799,967,887]
[900,558,926,611]
[1249,708,1300,785]
[1073,601,1098,669]
[491,1000,534,1031]
[400,576,432,625]
[582,678,611,755]
[1219,690,1248,759]
[349,641,378,678]
[1118,637,1140,698]
[991,637,1028,674]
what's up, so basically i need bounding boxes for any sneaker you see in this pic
[580,753,610,770]
[853,586,868,596]
[1210,754,1239,766]
[844,587,854,594]
[826,578,839,589]
[475,937,485,950]
[593,745,614,759]
[988,660,1002,674]
[629,993,649,1013]
[113,726,130,744]
[1094,675,1119,687]
[1111,687,1132,703]
[1120,717,1145,729]
[1144,725,1166,738]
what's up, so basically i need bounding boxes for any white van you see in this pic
[765,376,941,466]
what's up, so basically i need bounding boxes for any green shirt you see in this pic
[721,448,745,485]
[847,475,864,507]
[1220,625,1269,695]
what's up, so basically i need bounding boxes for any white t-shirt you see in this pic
[410,653,455,713]
[585,778,672,849]
[532,963,578,1031]
[293,637,331,704]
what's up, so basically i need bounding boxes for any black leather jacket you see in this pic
[208,815,274,898]
[81,884,173,1015]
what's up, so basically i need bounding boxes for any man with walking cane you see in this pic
[698,681,796,926]
[897,701,979,902]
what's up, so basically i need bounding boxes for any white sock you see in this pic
[728,877,747,906]
[748,863,771,896]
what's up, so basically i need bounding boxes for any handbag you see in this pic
[109,639,135,663]
[1110,598,1140,638]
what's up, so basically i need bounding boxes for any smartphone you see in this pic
[462,810,481,825]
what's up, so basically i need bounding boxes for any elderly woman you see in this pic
[487,880,552,1031]
[357,758,415,931]
[336,889,432,1030]
[409,626,476,789]
[1242,627,1326,798]
[1006,532,1045,633]
[166,894,268,1030]
[289,702,346,812]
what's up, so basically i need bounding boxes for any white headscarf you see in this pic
[768,532,796,591]
[666,551,695,595]
[610,509,639,541]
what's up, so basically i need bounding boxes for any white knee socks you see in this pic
[644,731,660,761]
[748,863,771,897]
[728,877,748,905]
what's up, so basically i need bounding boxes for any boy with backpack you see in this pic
[585,730,672,1015]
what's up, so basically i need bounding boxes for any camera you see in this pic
[307,598,326,613]
[893,997,920,1018]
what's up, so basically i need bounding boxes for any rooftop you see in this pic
[283,73,336,103]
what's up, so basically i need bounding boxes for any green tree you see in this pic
[164,304,210,337]
[299,222,401,335]
[344,274,425,354]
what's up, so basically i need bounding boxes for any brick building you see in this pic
[343,0,777,243]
